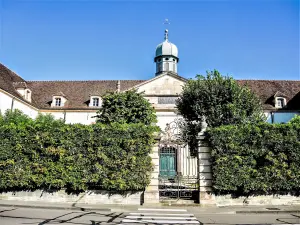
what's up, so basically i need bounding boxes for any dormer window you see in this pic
[51,94,67,107]
[275,97,286,109]
[55,98,62,107]
[24,88,32,102]
[89,96,102,107]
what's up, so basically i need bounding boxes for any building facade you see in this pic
[1,29,300,203]
[1,29,299,127]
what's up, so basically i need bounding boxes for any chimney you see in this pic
[117,80,121,93]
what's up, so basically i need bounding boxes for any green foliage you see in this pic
[0,110,155,192]
[1,109,33,125]
[96,90,157,125]
[176,70,265,129]
[289,115,300,124]
[207,123,300,195]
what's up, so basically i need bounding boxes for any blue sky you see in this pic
[0,0,299,81]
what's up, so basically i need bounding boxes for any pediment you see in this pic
[130,73,187,96]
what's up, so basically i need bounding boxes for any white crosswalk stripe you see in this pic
[120,208,200,224]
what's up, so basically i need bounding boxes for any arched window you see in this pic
[159,146,177,177]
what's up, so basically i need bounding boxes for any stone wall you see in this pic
[0,190,143,205]
[215,194,300,206]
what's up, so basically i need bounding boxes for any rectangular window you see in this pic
[165,62,169,71]
[55,98,61,106]
[158,97,178,104]
[277,98,284,108]
[92,98,99,107]
[159,63,162,72]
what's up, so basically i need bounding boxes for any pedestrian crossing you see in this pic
[120,208,199,224]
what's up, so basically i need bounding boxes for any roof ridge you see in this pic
[12,81,27,83]
[27,80,118,82]
[27,79,146,82]
[238,79,300,82]
[0,63,25,81]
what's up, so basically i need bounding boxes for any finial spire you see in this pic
[163,19,170,41]
[164,29,168,40]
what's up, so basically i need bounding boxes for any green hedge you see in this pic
[0,110,156,192]
[207,122,300,195]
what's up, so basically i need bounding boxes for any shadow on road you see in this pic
[0,208,17,213]
[276,213,300,224]
[0,209,125,225]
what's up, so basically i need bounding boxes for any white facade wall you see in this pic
[41,111,98,125]
[137,75,184,95]
[0,91,13,114]
[156,111,179,131]
[64,111,97,125]
[41,111,65,121]
[0,91,38,118]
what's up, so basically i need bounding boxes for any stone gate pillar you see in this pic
[197,135,215,205]
[143,137,160,204]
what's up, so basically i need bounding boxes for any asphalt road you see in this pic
[0,206,300,225]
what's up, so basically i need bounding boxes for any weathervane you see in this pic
[163,19,170,40]
[163,18,170,25]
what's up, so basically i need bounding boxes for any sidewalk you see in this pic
[0,199,300,214]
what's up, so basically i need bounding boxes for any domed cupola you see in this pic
[154,29,179,76]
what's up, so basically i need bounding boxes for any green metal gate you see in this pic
[158,120,199,202]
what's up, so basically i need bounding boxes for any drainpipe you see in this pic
[63,111,66,123]
[11,97,15,111]
[271,112,274,124]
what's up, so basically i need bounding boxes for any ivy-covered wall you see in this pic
[0,111,156,192]
[207,122,300,196]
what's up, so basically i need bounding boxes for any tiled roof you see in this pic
[237,80,300,110]
[1,63,300,111]
[0,63,26,99]
[13,82,28,89]
[27,80,145,109]
[120,80,146,91]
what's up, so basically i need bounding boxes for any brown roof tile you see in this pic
[12,82,28,89]
[27,80,119,109]
[0,63,25,98]
[2,63,300,111]
[237,80,300,110]
[27,80,146,109]
[120,80,145,91]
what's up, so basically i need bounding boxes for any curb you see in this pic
[236,210,300,214]
[0,203,112,212]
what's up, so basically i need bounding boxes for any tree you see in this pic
[289,115,300,124]
[176,70,265,131]
[1,109,33,125]
[95,90,157,125]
